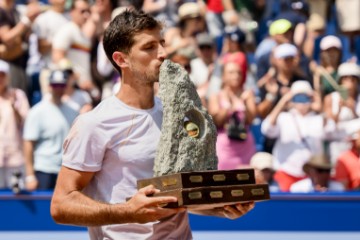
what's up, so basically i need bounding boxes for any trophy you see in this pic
[138,60,269,209]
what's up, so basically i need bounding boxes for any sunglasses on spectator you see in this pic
[199,45,212,50]
[50,83,67,88]
[80,9,91,14]
[315,168,331,174]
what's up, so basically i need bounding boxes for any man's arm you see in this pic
[51,166,184,226]
[23,140,38,191]
[189,202,255,220]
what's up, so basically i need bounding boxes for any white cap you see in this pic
[178,2,201,20]
[273,43,298,59]
[290,80,313,96]
[0,60,10,74]
[250,152,274,170]
[320,35,342,50]
[338,62,360,79]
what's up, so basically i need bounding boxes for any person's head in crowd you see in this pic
[319,35,342,69]
[195,33,215,64]
[177,2,206,36]
[250,152,276,185]
[169,48,192,73]
[223,25,246,53]
[290,80,313,115]
[49,69,69,102]
[221,52,247,91]
[70,0,91,27]
[48,0,67,10]
[272,43,299,74]
[0,60,10,93]
[269,19,293,44]
[303,154,333,192]
[94,0,118,14]
[337,62,360,99]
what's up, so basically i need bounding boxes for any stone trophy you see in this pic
[137,60,269,209]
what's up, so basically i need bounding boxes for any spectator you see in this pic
[52,0,98,99]
[324,62,360,165]
[335,131,360,190]
[208,52,256,169]
[290,154,344,193]
[190,33,216,106]
[0,60,29,190]
[23,69,79,191]
[0,0,41,93]
[164,2,206,58]
[250,152,280,192]
[261,81,333,191]
[313,35,343,98]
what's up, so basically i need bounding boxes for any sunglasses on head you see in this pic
[199,45,212,50]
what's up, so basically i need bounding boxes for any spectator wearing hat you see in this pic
[23,69,79,191]
[261,80,334,191]
[256,19,294,80]
[0,60,30,190]
[290,154,344,193]
[312,35,343,98]
[250,152,280,192]
[257,43,315,153]
[164,2,206,58]
[324,62,360,165]
[189,33,217,106]
[208,53,256,170]
[335,130,360,190]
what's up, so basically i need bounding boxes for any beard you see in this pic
[130,62,160,85]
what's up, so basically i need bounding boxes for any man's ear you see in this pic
[112,51,129,68]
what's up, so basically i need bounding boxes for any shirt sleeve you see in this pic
[62,114,107,172]
[23,107,41,141]
[261,115,280,138]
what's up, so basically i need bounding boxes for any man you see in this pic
[52,0,98,97]
[50,10,254,239]
[290,155,344,193]
[23,69,78,191]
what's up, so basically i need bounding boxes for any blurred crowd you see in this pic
[1,0,360,194]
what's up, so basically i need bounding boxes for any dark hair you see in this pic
[103,9,163,73]
[70,0,89,10]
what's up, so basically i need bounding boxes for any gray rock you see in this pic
[153,60,218,176]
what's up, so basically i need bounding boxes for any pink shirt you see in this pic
[0,88,29,168]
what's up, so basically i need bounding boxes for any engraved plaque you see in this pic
[231,190,244,197]
[162,178,177,187]
[251,188,265,196]
[210,191,223,198]
[189,192,202,199]
[213,174,226,182]
[236,174,250,181]
[189,175,203,183]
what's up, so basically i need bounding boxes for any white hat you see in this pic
[0,60,10,74]
[290,80,313,96]
[250,152,274,170]
[338,62,360,79]
[273,43,298,59]
[178,2,201,20]
[320,35,342,50]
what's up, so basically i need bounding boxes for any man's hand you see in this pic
[222,202,255,219]
[190,201,255,220]
[125,185,185,224]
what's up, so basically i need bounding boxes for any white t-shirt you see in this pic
[290,178,345,193]
[62,96,192,240]
[32,9,70,66]
[53,22,92,84]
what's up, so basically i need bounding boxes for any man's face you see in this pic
[71,1,91,26]
[125,28,166,85]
